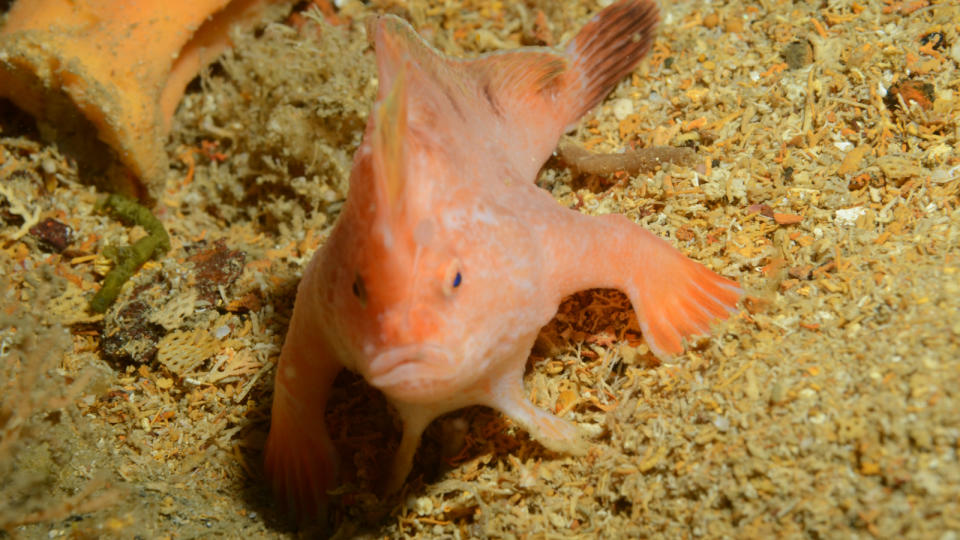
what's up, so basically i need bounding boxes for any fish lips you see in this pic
[365,343,459,402]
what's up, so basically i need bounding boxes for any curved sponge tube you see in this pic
[0,0,294,201]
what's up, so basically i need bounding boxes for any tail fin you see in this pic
[563,0,659,124]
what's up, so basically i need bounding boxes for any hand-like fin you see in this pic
[264,303,343,524]
[543,212,742,362]
[264,380,338,523]
[629,246,742,359]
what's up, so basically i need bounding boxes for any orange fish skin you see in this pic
[265,0,742,520]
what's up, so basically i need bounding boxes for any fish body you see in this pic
[265,0,742,518]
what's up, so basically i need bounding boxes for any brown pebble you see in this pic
[724,16,743,33]
[885,79,935,111]
[773,212,803,225]
[847,174,870,191]
[187,239,246,307]
[101,297,165,363]
[789,265,813,280]
[747,204,775,218]
[29,217,73,252]
[782,40,814,69]
[675,226,695,241]
[703,11,720,29]
[742,295,770,314]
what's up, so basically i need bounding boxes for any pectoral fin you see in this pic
[264,301,343,523]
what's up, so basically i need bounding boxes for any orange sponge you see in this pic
[0,0,294,201]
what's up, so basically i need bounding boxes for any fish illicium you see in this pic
[265,0,742,519]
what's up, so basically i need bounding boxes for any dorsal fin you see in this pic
[363,0,659,187]
[373,15,566,118]
[563,0,659,121]
[371,63,408,210]
[368,15,445,101]
[468,50,569,115]
[465,0,659,128]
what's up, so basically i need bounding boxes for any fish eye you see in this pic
[352,273,367,307]
[442,260,462,296]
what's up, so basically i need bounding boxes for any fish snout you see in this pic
[365,344,457,402]
[379,303,441,344]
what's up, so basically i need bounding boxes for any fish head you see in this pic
[354,211,482,405]
[336,169,511,404]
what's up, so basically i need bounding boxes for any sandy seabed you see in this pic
[1,0,959,538]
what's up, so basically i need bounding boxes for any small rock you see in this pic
[703,11,720,29]
[847,174,869,190]
[40,157,58,175]
[611,98,634,120]
[788,265,813,280]
[411,496,434,516]
[724,16,743,34]
[29,217,73,252]
[782,40,814,69]
[187,239,246,307]
[885,79,935,111]
[919,31,945,50]
[101,298,166,363]
[835,206,866,227]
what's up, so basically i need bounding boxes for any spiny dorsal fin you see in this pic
[371,63,408,210]
[463,0,658,128]
[371,13,569,119]
[368,15,446,101]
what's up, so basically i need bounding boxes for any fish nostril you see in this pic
[381,305,438,343]
[409,304,439,337]
[380,310,409,343]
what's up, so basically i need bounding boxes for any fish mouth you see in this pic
[366,343,457,401]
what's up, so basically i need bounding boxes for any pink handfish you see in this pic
[265,0,742,518]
